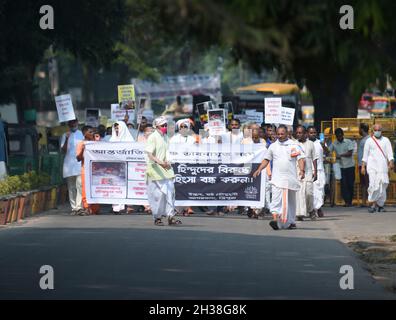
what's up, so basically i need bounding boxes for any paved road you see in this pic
[0,206,394,299]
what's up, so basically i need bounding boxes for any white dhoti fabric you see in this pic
[296,180,313,217]
[270,186,296,229]
[67,175,83,211]
[147,179,176,220]
[265,173,272,210]
[368,171,388,207]
[313,170,326,210]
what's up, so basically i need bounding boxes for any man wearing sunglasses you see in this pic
[170,118,196,144]
[145,116,182,226]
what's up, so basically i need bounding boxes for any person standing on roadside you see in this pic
[60,119,84,215]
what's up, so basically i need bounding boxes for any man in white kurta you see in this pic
[170,119,196,215]
[361,124,394,213]
[169,118,197,144]
[60,119,84,215]
[253,125,305,230]
[295,126,318,220]
[307,126,326,217]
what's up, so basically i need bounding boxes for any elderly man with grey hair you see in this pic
[361,124,394,213]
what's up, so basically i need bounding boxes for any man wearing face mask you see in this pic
[253,125,305,230]
[329,128,355,207]
[145,116,182,226]
[361,124,394,213]
[60,119,84,215]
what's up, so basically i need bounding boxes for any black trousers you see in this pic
[341,167,355,205]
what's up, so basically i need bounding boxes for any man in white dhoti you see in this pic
[146,116,182,226]
[307,126,326,217]
[361,124,394,213]
[253,125,305,230]
[109,121,135,214]
[295,125,318,221]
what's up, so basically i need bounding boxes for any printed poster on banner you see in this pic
[55,94,76,123]
[264,97,282,124]
[85,142,148,205]
[117,84,136,109]
[207,109,226,135]
[84,142,266,207]
[280,107,295,126]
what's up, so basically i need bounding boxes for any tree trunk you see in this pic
[14,64,35,124]
[306,73,357,130]
[82,63,95,107]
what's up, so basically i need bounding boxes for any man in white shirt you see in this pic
[170,119,197,144]
[307,126,326,217]
[361,124,394,213]
[60,119,84,215]
[253,125,305,230]
[295,125,318,221]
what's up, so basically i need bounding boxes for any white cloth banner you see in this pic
[55,94,76,123]
[85,142,266,207]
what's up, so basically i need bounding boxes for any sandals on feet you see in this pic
[154,218,164,226]
[168,217,182,225]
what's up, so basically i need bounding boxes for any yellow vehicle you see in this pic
[225,82,302,125]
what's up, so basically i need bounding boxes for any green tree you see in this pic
[154,0,396,126]
[0,0,126,121]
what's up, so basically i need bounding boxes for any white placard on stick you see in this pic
[111,103,135,122]
[264,98,282,124]
[280,107,295,126]
[55,94,76,123]
[207,109,226,136]
[245,110,263,125]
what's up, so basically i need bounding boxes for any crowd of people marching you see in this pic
[61,114,394,230]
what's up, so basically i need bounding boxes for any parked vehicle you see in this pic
[358,93,374,111]
[370,96,391,116]
[6,124,39,175]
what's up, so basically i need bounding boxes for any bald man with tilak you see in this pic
[361,124,394,213]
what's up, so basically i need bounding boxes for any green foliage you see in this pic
[0,171,52,196]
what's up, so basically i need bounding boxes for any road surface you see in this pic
[0,206,394,299]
